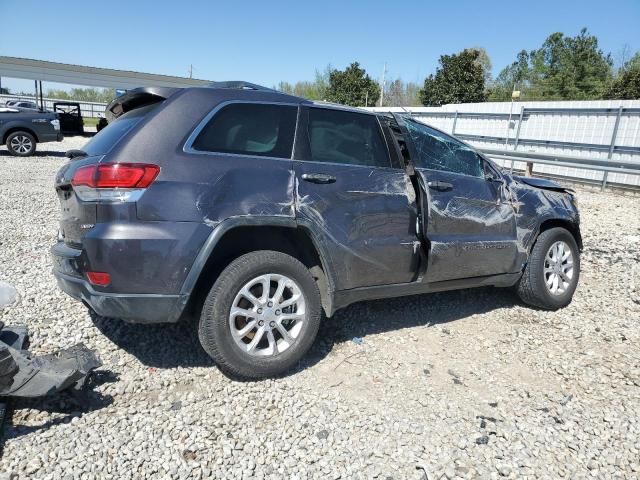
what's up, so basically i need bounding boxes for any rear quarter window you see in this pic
[190,103,298,159]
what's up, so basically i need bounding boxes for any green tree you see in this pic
[276,65,331,100]
[46,87,116,103]
[625,51,640,71]
[531,29,612,99]
[604,52,640,99]
[488,50,530,101]
[419,49,487,106]
[325,62,380,107]
[472,47,493,84]
[491,29,613,101]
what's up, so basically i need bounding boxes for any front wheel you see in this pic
[517,227,580,310]
[198,250,322,379]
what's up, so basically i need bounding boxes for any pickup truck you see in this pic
[0,107,62,156]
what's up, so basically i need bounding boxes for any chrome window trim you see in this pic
[290,157,406,173]
[182,100,301,160]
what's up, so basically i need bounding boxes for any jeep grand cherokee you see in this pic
[52,82,581,379]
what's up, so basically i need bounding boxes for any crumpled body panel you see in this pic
[0,325,101,398]
[505,176,580,254]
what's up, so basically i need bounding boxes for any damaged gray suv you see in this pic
[52,82,582,379]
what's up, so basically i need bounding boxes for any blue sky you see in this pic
[1,0,639,92]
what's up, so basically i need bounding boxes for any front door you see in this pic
[293,106,420,290]
[399,117,519,283]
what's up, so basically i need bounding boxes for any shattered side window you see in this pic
[404,119,483,178]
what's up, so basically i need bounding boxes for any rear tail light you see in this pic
[72,163,159,188]
[86,271,111,286]
[71,163,159,202]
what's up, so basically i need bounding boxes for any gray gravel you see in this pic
[0,137,639,479]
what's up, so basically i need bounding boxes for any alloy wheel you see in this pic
[10,135,33,154]
[544,240,574,295]
[229,273,306,357]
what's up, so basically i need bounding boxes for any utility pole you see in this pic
[379,63,387,107]
[189,64,193,79]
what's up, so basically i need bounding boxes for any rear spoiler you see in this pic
[105,87,179,122]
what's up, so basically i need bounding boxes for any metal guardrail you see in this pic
[483,148,640,191]
[459,133,640,155]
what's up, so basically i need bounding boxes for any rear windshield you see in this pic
[82,104,157,156]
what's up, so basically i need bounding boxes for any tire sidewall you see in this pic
[200,252,321,378]
[7,131,36,157]
[531,228,580,309]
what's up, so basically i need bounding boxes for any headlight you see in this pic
[50,119,60,131]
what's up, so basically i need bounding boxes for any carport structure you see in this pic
[0,56,210,109]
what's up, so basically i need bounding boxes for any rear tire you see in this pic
[6,131,36,156]
[517,227,580,310]
[198,250,322,380]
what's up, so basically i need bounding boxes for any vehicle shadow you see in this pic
[90,311,215,369]
[31,150,68,158]
[0,150,65,159]
[88,287,519,378]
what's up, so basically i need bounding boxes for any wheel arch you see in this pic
[181,217,335,319]
[534,218,583,252]
[3,126,39,144]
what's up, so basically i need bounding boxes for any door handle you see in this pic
[427,180,453,191]
[302,173,336,184]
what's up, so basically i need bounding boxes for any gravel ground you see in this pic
[0,137,639,479]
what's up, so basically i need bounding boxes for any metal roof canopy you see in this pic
[0,56,210,89]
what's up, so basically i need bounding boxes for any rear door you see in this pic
[293,106,420,290]
[398,117,519,282]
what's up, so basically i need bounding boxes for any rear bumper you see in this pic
[51,242,187,324]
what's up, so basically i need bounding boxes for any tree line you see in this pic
[279,28,639,107]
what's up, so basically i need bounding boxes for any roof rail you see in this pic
[208,81,275,92]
